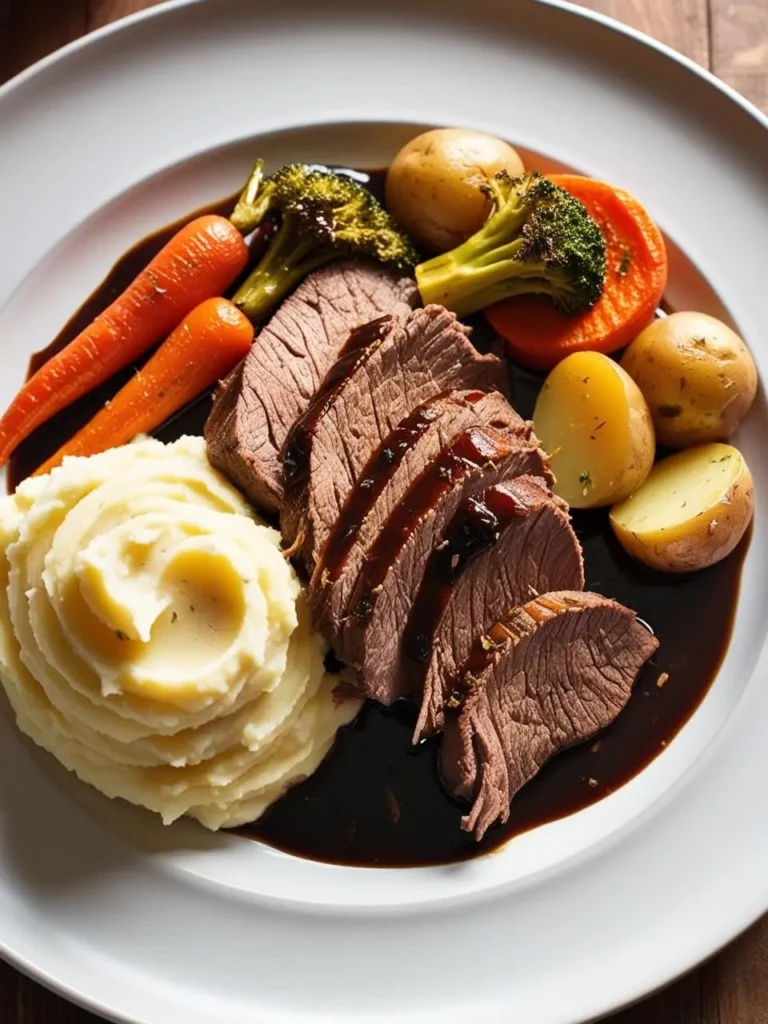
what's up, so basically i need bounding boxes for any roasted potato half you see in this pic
[610,443,753,573]
[533,351,655,509]
[386,128,525,253]
[621,312,758,448]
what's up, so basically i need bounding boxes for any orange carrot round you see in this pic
[33,298,253,476]
[0,215,249,466]
[485,174,668,371]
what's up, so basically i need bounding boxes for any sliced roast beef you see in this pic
[308,388,529,645]
[340,427,552,705]
[441,591,659,839]
[204,259,417,512]
[410,480,585,741]
[281,305,510,571]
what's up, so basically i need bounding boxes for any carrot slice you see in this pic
[0,214,249,466]
[485,174,668,371]
[33,298,253,476]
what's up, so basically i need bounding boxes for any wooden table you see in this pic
[1,0,767,1020]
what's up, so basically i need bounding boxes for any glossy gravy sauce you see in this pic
[319,390,487,585]
[9,162,750,867]
[351,426,517,629]
[404,480,542,671]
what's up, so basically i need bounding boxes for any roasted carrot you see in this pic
[0,215,249,466]
[33,298,253,476]
[485,175,668,371]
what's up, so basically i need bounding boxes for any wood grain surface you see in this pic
[0,0,766,1021]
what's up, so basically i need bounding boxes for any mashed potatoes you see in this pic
[0,435,359,830]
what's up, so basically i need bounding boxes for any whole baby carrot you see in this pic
[0,215,249,465]
[34,298,253,476]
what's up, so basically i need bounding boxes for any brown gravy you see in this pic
[320,390,486,585]
[351,427,517,628]
[7,163,750,868]
[404,480,541,671]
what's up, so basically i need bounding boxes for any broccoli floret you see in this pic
[230,161,419,321]
[415,171,606,319]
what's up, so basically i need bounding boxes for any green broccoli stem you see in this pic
[417,172,605,317]
[416,238,558,319]
[232,215,338,322]
[415,192,550,318]
[230,160,267,234]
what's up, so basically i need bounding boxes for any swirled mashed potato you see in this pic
[0,435,359,830]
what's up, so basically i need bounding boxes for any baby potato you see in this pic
[610,444,753,573]
[386,128,525,253]
[621,312,757,448]
[533,351,655,509]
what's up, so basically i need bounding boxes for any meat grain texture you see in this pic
[202,259,658,845]
[205,260,416,512]
[412,480,585,740]
[308,389,528,645]
[441,592,659,839]
[341,428,551,704]
[280,304,510,571]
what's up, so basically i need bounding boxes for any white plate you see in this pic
[1,1,767,1021]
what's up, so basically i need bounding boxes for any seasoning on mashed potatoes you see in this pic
[0,435,360,830]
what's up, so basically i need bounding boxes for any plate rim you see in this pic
[2,0,767,134]
[0,2,767,1023]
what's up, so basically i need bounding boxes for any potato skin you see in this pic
[621,312,758,448]
[386,128,525,253]
[610,446,754,573]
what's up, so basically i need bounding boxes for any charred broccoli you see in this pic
[415,171,606,319]
[231,161,419,321]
